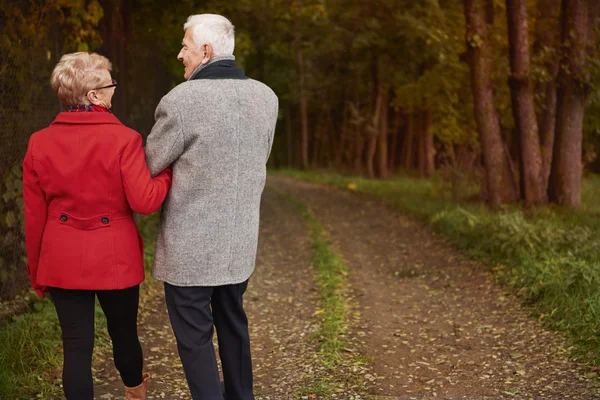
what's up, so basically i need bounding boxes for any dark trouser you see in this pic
[164,280,254,400]
[48,285,144,400]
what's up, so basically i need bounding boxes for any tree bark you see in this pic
[285,105,294,167]
[534,0,561,193]
[388,110,401,172]
[421,110,435,177]
[548,0,589,207]
[377,96,389,179]
[464,0,507,208]
[506,0,546,204]
[294,12,309,169]
[353,133,364,174]
[402,112,415,171]
[366,134,377,178]
[99,0,128,121]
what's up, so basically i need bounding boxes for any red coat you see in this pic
[22,111,172,296]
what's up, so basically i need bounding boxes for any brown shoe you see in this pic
[125,373,150,400]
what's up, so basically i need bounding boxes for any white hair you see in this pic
[183,14,235,56]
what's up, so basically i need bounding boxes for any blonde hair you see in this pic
[183,14,235,56]
[51,52,112,105]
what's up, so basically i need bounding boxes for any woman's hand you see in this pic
[27,264,46,298]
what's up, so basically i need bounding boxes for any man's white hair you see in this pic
[184,14,235,56]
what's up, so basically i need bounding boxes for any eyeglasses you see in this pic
[93,79,117,90]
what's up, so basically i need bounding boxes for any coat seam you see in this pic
[227,85,242,277]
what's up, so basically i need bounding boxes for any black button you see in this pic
[101,217,109,224]
[60,215,67,222]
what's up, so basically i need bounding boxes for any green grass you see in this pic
[275,168,600,365]
[0,297,110,399]
[272,189,356,399]
[275,190,351,367]
[0,212,160,399]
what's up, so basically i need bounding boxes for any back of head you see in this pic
[183,14,235,57]
[51,52,112,105]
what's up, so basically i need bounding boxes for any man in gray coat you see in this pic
[145,14,278,400]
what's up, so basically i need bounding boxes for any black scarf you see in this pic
[189,59,247,80]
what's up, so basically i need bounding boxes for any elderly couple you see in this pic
[22,14,277,400]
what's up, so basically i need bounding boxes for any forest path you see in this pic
[90,175,598,399]
[269,175,598,400]
[92,186,324,399]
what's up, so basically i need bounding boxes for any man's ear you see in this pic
[201,44,214,65]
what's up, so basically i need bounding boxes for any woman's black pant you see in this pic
[49,285,144,400]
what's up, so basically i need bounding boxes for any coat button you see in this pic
[101,217,109,224]
[60,215,67,222]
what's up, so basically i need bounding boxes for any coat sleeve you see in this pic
[121,133,173,215]
[266,96,279,163]
[145,97,185,177]
[22,138,47,298]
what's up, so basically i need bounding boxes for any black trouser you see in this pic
[48,285,144,400]
[164,280,254,400]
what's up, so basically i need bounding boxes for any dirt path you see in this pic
[269,175,598,400]
[92,187,324,399]
[89,175,599,399]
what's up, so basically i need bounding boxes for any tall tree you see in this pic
[98,0,128,121]
[534,0,561,190]
[549,0,590,207]
[293,8,309,169]
[506,0,545,204]
[464,0,507,208]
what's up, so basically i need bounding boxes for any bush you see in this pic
[0,166,28,300]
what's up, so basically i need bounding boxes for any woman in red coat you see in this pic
[22,52,171,400]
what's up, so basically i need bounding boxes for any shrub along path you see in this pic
[90,176,597,399]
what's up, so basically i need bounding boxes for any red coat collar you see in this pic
[51,112,123,125]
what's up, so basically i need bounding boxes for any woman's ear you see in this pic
[87,90,98,105]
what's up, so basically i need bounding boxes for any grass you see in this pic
[0,212,160,399]
[272,189,357,398]
[275,190,351,367]
[0,297,110,399]
[275,168,600,366]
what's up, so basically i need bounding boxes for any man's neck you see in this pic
[188,55,236,81]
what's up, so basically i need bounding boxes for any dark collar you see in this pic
[51,112,123,125]
[189,59,247,81]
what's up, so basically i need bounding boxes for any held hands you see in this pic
[164,166,173,180]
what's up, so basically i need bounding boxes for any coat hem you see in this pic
[152,270,254,288]
[38,276,144,291]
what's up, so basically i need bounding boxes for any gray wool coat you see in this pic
[145,57,278,287]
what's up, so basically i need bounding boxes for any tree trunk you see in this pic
[354,131,365,174]
[549,0,589,207]
[366,135,377,178]
[388,110,401,172]
[285,105,293,167]
[421,110,434,176]
[294,14,309,169]
[337,102,348,166]
[376,92,389,179]
[506,0,545,204]
[99,0,128,121]
[534,0,561,194]
[402,112,415,170]
[312,120,321,167]
[366,79,383,178]
[464,0,507,208]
